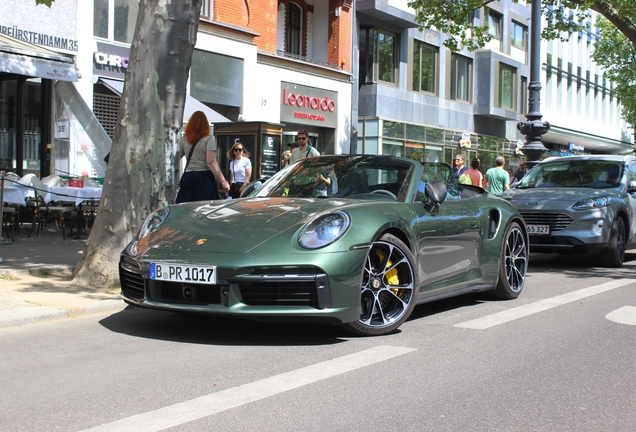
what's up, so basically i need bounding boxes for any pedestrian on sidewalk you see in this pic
[485,156,510,196]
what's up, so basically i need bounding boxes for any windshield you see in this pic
[254,156,415,201]
[517,160,623,189]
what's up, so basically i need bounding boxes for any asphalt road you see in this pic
[1,252,635,432]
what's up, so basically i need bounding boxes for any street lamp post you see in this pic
[517,0,550,170]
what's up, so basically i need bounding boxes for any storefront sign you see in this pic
[261,135,280,177]
[459,131,471,148]
[0,25,78,52]
[94,42,130,79]
[55,121,70,139]
[568,142,584,152]
[280,82,338,128]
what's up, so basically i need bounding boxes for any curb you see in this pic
[0,299,127,329]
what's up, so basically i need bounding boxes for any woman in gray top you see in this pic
[176,111,230,203]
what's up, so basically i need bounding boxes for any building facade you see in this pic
[353,0,633,174]
[0,0,81,178]
[2,0,354,179]
[85,0,354,180]
[1,0,632,180]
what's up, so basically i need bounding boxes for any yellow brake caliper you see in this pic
[375,250,400,293]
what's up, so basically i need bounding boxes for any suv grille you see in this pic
[521,212,573,232]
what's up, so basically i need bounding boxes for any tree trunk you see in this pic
[73,0,202,287]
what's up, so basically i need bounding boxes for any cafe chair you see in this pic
[19,173,36,185]
[3,172,20,182]
[28,176,74,239]
[2,204,17,241]
[41,174,66,187]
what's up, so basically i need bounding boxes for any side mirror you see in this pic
[422,180,448,212]
[628,180,636,192]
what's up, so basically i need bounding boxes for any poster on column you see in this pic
[261,135,280,177]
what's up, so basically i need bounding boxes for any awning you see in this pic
[0,32,79,82]
[99,78,231,124]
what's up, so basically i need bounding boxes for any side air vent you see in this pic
[488,209,501,239]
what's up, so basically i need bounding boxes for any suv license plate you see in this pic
[527,224,550,235]
[150,263,217,284]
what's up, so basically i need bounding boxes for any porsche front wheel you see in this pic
[343,234,418,336]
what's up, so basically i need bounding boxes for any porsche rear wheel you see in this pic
[490,222,527,300]
[344,234,418,336]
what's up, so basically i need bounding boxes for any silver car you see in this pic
[503,155,636,267]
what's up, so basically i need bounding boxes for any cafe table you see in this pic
[42,185,102,239]
[1,185,27,206]
[44,185,103,206]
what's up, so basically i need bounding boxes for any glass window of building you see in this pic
[359,28,398,84]
[201,0,212,20]
[510,21,528,63]
[376,29,397,84]
[286,3,302,55]
[93,0,139,44]
[94,0,109,39]
[498,63,516,110]
[412,41,436,94]
[485,9,503,51]
[520,76,528,114]
[450,54,471,102]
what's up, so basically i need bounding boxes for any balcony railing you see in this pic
[275,50,341,70]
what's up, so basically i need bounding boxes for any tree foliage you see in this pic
[408,0,636,128]
[35,0,53,7]
[592,17,636,127]
[407,0,636,51]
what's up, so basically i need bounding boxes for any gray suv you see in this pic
[503,155,636,267]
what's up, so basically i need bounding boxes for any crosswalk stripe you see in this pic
[80,345,416,432]
[455,279,636,330]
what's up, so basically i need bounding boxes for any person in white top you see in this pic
[226,140,253,198]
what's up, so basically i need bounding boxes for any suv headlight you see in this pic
[572,197,611,210]
[298,211,350,249]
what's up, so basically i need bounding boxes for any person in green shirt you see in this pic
[485,156,510,195]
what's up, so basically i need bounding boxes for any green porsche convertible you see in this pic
[119,155,528,336]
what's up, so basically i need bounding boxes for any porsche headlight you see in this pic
[572,197,611,210]
[137,207,170,241]
[298,211,350,249]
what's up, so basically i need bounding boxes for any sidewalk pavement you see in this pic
[0,227,126,329]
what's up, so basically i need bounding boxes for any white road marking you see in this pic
[606,306,636,325]
[80,345,416,432]
[455,279,636,330]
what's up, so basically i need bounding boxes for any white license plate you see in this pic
[149,262,217,284]
[527,224,550,235]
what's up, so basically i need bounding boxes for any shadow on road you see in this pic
[528,252,636,279]
[99,252,636,344]
[99,306,350,346]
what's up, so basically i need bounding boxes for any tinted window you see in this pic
[518,160,624,189]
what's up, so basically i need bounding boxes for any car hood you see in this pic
[134,196,370,256]
[503,187,616,204]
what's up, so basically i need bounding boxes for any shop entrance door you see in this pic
[0,77,47,176]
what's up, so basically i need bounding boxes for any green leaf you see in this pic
[35,0,54,7]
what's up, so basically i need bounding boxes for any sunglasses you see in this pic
[298,137,307,141]
[234,148,244,152]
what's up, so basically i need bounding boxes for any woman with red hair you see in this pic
[176,111,230,203]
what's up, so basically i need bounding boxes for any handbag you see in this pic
[458,172,472,185]
[184,138,199,170]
